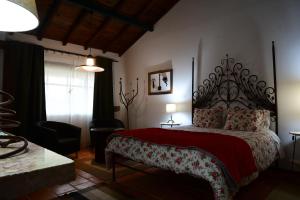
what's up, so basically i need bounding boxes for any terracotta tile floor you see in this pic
[17,149,99,200]
[17,149,299,200]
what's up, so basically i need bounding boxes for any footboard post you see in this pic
[112,153,116,182]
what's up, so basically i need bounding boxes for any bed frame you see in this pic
[192,42,278,134]
[111,41,278,181]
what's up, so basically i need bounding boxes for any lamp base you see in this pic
[167,119,175,124]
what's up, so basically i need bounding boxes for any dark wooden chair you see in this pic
[35,121,81,157]
[89,119,124,163]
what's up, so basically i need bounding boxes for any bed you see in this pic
[105,43,280,200]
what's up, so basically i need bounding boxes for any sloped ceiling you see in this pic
[22,0,179,55]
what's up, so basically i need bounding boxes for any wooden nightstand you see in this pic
[289,131,300,170]
[160,122,181,128]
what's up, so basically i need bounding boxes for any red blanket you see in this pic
[113,128,257,184]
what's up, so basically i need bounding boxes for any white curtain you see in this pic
[45,61,95,148]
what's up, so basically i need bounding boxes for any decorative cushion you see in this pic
[224,109,270,132]
[193,108,224,128]
[260,110,271,130]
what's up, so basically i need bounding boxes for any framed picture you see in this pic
[148,69,173,95]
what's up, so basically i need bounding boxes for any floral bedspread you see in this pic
[105,126,280,200]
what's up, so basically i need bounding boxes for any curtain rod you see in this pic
[44,47,118,62]
[0,40,118,62]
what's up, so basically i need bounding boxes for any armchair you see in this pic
[35,121,81,156]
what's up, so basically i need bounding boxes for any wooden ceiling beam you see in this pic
[65,0,153,32]
[102,25,128,53]
[103,0,156,53]
[62,9,89,45]
[83,17,110,50]
[119,31,145,56]
[83,0,124,50]
[118,0,179,55]
[36,0,62,40]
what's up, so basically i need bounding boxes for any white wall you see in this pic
[122,0,300,166]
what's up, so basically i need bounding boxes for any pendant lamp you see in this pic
[76,48,104,72]
[0,0,39,32]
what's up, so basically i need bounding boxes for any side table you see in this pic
[289,131,300,170]
[160,122,181,128]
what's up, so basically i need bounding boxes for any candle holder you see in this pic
[119,78,138,129]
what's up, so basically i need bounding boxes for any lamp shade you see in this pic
[0,0,39,32]
[166,104,176,113]
[75,55,105,72]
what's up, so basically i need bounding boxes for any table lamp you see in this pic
[166,103,176,123]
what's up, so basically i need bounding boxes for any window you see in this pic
[45,61,94,147]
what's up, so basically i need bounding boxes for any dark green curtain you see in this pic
[92,57,114,121]
[3,41,46,141]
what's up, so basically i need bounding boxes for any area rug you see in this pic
[59,157,300,200]
[56,183,135,200]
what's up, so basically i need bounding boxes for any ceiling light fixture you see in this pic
[0,0,39,32]
[76,48,104,72]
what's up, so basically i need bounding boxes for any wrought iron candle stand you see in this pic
[119,78,138,129]
[0,90,27,159]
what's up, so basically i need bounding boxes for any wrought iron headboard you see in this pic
[192,42,278,134]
